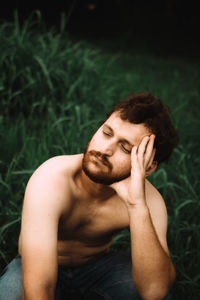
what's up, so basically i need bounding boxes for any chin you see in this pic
[83,165,130,185]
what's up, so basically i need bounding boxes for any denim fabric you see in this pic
[0,251,171,300]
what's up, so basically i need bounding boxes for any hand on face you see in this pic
[131,134,156,179]
[110,134,156,208]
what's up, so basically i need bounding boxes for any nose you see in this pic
[101,140,115,156]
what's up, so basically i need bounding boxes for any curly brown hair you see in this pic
[107,93,179,165]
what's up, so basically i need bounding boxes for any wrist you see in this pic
[125,193,146,209]
[127,203,149,216]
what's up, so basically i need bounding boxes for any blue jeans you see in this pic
[0,251,171,299]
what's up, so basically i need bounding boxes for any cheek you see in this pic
[88,133,102,151]
[113,154,131,172]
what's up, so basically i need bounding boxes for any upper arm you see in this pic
[20,160,70,290]
[145,180,170,255]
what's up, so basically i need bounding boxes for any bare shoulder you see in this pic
[28,154,83,186]
[24,154,83,210]
[145,178,169,254]
[32,154,83,177]
[18,154,83,251]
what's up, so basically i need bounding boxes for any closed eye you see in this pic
[120,143,131,154]
[103,131,112,137]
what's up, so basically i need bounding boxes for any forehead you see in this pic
[103,112,151,145]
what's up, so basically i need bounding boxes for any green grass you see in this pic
[0,11,200,299]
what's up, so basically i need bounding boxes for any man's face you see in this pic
[82,112,151,185]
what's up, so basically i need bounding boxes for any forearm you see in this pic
[128,205,175,300]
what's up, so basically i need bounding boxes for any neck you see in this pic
[77,169,115,201]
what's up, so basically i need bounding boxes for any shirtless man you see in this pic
[0,93,178,300]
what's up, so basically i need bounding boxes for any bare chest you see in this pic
[58,196,129,245]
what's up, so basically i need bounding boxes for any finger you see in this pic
[131,145,137,162]
[144,134,156,166]
[146,148,156,171]
[131,145,139,169]
[137,136,150,162]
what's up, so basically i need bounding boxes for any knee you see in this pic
[0,258,22,300]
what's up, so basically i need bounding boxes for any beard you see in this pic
[82,141,130,185]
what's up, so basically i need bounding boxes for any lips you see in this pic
[88,150,113,171]
[90,153,111,169]
[91,155,106,165]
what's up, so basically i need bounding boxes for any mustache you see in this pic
[89,150,112,170]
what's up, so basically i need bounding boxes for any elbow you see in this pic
[137,269,176,300]
[133,261,176,300]
[139,288,170,300]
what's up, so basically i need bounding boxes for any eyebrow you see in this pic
[103,124,134,147]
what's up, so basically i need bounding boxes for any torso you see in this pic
[57,186,129,266]
[18,154,154,267]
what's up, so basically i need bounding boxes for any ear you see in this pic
[145,161,158,177]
